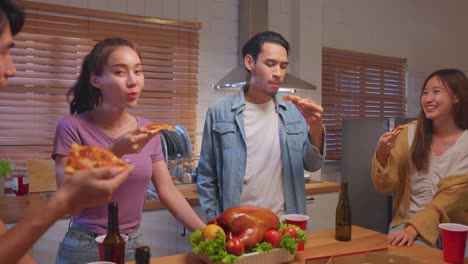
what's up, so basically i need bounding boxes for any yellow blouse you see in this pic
[371,123,468,245]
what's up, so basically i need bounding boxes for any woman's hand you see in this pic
[388,225,418,247]
[109,127,155,157]
[375,129,401,167]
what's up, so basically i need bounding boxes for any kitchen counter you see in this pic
[126,225,463,264]
[0,181,340,224]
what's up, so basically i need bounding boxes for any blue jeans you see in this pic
[55,221,143,264]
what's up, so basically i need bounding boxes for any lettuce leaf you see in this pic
[252,241,274,253]
[279,233,297,255]
[279,223,308,242]
[190,229,242,264]
[277,223,308,255]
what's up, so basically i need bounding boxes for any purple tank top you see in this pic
[53,113,164,234]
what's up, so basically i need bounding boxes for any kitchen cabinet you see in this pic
[175,206,206,253]
[7,207,206,263]
[2,182,339,262]
[140,209,180,257]
[306,192,339,232]
[142,206,206,257]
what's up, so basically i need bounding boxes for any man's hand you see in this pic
[388,225,418,247]
[292,98,324,148]
[53,166,133,216]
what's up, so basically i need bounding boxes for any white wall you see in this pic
[320,0,468,117]
[29,0,468,151]
[270,0,468,117]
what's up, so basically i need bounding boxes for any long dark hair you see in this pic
[67,38,140,114]
[0,0,25,36]
[411,69,468,172]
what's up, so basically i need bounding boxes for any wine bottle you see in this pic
[103,202,126,264]
[335,180,351,241]
[135,246,151,264]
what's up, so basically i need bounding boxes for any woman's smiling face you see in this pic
[421,75,459,122]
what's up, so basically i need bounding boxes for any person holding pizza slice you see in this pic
[197,31,325,221]
[52,37,205,263]
[0,1,133,263]
[371,69,468,256]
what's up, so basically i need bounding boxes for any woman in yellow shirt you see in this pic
[371,69,468,253]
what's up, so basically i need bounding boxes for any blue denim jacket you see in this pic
[197,90,324,221]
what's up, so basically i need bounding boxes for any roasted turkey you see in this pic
[208,205,280,250]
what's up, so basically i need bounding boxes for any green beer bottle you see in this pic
[335,180,351,241]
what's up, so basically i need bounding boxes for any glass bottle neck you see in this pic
[108,204,120,234]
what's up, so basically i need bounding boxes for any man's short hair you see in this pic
[241,31,290,62]
[0,0,25,36]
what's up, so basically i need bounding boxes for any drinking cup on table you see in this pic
[95,234,129,261]
[283,214,309,251]
[439,223,468,264]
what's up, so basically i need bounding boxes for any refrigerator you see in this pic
[341,117,415,233]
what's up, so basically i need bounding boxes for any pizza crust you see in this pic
[144,124,175,135]
[282,95,301,102]
[390,121,416,135]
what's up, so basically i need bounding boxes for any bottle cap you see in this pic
[135,246,150,262]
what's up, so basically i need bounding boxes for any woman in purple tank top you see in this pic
[52,38,206,263]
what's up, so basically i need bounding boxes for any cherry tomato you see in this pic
[263,229,281,248]
[226,238,245,256]
[281,227,298,239]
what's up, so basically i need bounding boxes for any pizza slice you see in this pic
[144,123,175,135]
[282,94,302,102]
[390,121,416,135]
[65,142,128,174]
[390,125,403,135]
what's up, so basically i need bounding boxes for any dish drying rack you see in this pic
[147,124,197,199]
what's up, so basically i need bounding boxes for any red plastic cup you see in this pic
[439,223,468,264]
[95,234,129,261]
[283,214,309,251]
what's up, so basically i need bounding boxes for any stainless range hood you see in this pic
[212,0,316,92]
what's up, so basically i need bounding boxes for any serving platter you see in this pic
[199,249,294,264]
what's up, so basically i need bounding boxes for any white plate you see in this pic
[175,124,192,158]
[160,133,168,162]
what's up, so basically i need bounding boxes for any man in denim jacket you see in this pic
[197,31,325,221]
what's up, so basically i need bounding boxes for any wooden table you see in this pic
[127,225,467,264]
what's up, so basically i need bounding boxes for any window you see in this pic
[322,47,407,160]
[0,1,200,165]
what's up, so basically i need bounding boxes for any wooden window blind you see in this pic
[0,1,200,166]
[322,47,407,160]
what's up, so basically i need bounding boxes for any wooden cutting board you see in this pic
[25,159,57,193]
